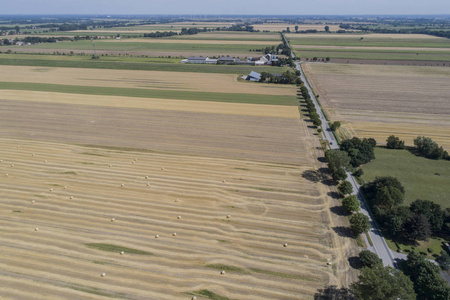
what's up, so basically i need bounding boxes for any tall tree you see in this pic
[402,251,450,300]
[403,214,432,241]
[351,265,416,300]
[359,250,382,268]
[342,195,360,214]
[386,135,405,149]
[338,180,353,196]
[324,25,330,32]
[349,212,371,235]
[410,199,444,232]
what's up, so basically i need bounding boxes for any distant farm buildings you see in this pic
[246,71,261,81]
[181,53,278,66]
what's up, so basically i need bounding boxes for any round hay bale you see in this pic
[283,243,288,248]
[220,270,225,275]
[109,164,112,167]
[10,164,14,167]
[175,199,179,202]
[161,167,165,171]
[0,160,2,162]
[101,272,106,277]
[31,200,35,203]
[222,180,226,183]
[44,160,47,163]
[145,176,149,179]
[146,183,150,186]
[192,297,197,300]
[70,196,74,200]
[111,218,115,222]
[64,186,67,189]
[155,234,159,238]
[16,146,20,149]
[34,227,39,231]
[226,214,231,219]
[120,251,124,255]
[134,158,137,161]
[5,174,8,177]
[172,233,177,236]
[32,153,35,156]
[177,216,181,219]
[49,188,53,192]
[120,184,124,187]
[327,262,332,266]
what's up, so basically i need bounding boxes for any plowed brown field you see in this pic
[303,63,450,149]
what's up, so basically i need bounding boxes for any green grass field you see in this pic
[296,49,450,61]
[361,147,450,208]
[288,35,450,48]
[0,81,297,106]
[0,53,287,74]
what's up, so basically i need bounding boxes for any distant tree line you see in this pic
[143,27,208,38]
[339,24,450,39]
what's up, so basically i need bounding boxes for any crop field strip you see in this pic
[0,65,296,97]
[0,54,287,74]
[303,63,450,149]
[5,39,275,53]
[0,136,335,299]
[286,33,450,48]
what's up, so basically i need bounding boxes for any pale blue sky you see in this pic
[3,0,450,15]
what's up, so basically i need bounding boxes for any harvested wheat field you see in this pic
[0,85,356,299]
[0,66,295,96]
[303,63,450,149]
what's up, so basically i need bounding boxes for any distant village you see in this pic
[181,53,278,66]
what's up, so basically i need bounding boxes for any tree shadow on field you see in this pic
[314,285,355,300]
[330,205,349,217]
[348,256,363,269]
[317,156,326,163]
[327,191,341,199]
[332,226,355,238]
[302,169,323,183]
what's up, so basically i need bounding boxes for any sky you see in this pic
[3,0,450,15]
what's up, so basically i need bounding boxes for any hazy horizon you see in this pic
[3,0,450,16]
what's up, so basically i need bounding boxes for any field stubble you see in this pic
[303,63,450,149]
[0,133,346,299]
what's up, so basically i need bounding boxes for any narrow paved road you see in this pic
[291,53,398,267]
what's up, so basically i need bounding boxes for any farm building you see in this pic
[246,71,261,82]
[181,56,218,64]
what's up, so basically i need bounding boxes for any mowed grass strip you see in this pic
[0,82,297,106]
[361,147,450,208]
[0,54,287,74]
[85,243,153,255]
[190,290,231,300]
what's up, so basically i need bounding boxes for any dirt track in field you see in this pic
[304,63,450,149]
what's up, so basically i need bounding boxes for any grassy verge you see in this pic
[0,81,297,106]
[205,264,248,274]
[189,290,230,300]
[85,243,153,255]
[361,147,450,208]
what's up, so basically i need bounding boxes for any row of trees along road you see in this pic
[299,85,322,127]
